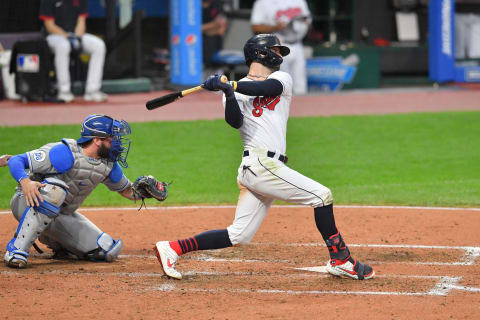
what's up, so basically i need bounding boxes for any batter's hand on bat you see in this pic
[202,75,231,92]
[20,178,46,207]
[0,154,12,167]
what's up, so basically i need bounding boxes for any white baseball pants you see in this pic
[46,33,106,94]
[227,149,333,245]
[455,13,480,59]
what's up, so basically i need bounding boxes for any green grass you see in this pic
[0,111,479,208]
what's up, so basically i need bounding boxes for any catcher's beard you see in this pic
[97,141,111,160]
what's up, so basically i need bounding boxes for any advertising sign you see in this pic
[170,0,202,85]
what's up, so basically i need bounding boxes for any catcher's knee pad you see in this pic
[86,233,123,262]
[36,178,69,217]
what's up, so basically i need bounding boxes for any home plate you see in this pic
[294,266,328,273]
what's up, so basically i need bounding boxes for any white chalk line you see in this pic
[27,241,471,268]
[151,276,477,296]
[1,262,478,296]
[118,242,480,266]
[1,204,480,215]
[2,269,476,296]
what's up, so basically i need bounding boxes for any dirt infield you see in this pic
[1,87,479,318]
[1,206,479,319]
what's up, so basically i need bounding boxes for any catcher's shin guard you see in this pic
[85,232,123,262]
[325,232,374,280]
[5,179,68,268]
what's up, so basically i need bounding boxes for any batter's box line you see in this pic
[151,275,480,296]
[253,242,480,266]
[2,269,479,296]
[120,243,480,266]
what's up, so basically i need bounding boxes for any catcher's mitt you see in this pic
[132,175,168,202]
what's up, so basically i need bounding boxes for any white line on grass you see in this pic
[1,204,480,215]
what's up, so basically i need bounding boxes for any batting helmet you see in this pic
[243,34,290,68]
[77,114,132,167]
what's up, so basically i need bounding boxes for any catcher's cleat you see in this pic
[4,251,28,269]
[154,241,182,280]
[326,257,375,280]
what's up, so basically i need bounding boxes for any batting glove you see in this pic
[202,75,231,92]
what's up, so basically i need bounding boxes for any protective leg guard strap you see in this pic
[6,239,29,259]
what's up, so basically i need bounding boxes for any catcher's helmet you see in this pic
[77,114,132,167]
[243,34,290,68]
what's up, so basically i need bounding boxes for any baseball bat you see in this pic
[146,75,228,110]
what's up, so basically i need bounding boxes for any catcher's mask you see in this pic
[77,114,132,168]
[243,34,290,69]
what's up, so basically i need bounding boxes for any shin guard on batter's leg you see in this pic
[4,179,68,268]
[325,232,375,280]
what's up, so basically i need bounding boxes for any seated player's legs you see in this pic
[40,211,123,262]
[5,178,68,268]
[46,34,72,95]
[227,183,274,245]
[80,34,106,94]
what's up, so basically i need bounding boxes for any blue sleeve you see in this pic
[8,154,29,182]
[49,143,74,173]
[109,162,124,183]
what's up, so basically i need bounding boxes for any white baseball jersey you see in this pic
[250,0,311,94]
[223,71,293,154]
[250,0,311,44]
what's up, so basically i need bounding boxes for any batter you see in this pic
[154,34,374,281]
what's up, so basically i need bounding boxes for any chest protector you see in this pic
[58,139,114,213]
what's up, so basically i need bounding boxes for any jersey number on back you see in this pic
[252,96,280,117]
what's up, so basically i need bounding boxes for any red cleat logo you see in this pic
[167,258,173,268]
[337,266,357,276]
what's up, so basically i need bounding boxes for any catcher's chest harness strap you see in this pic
[243,150,288,164]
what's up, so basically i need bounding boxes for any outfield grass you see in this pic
[0,111,478,208]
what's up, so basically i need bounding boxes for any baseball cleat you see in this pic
[4,251,28,269]
[326,257,375,280]
[153,241,182,280]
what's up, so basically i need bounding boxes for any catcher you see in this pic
[2,114,168,268]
